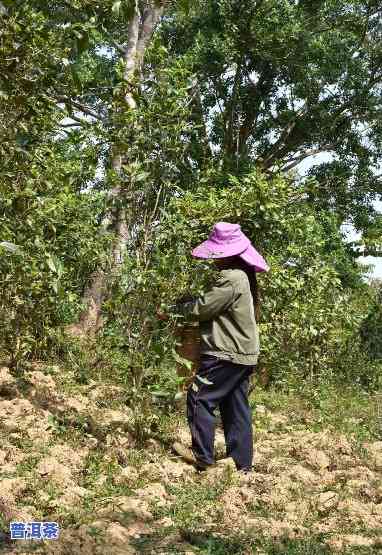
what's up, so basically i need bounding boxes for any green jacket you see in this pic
[177,269,259,366]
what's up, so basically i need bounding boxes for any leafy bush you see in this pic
[0,144,109,365]
[360,282,382,362]
[135,169,380,389]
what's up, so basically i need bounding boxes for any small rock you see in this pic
[364,442,382,470]
[138,462,162,481]
[9,504,37,523]
[161,460,192,480]
[85,436,98,450]
[102,496,153,520]
[288,464,318,485]
[36,457,74,487]
[305,449,330,471]
[0,478,26,505]
[89,408,132,437]
[157,517,174,527]
[220,486,247,524]
[268,413,288,426]
[94,473,108,487]
[336,454,357,470]
[337,465,374,481]
[314,491,339,513]
[326,534,374,551]
[56,522,104,554]
[203,457,237,483]
[337,498,372,520]
[58,395,90,416]
[134,482,168,507]
[285,500,310,521]
[335,435,352,455]
[0,398,52,443]
[214,430,226,458]
[266,457,291,474]
[48,444,88,471]
[311,516,342,535]
[145,438,161,451]
[88,384,126,403]
[26,371,56,392]
[263,518,307,539]
[54,486,89,508]
[105,522,134,547]
[26,371,62,410]
[344,479,371,498]
[368,441,382,452]
[371,503,382,516]
[113,466,139,486]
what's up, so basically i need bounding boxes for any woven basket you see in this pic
[175,324,200,388]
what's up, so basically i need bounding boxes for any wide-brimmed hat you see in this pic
[192,222,269,272]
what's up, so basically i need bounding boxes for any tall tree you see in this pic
[163,0,382,242]
[1,1,172,335]
[60,1,167,335]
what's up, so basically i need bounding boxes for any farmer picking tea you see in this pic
[171,222,269,472]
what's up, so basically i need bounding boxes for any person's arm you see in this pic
[173,275,235,322]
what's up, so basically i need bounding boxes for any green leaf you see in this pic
[70,65,82,90]
[0,241,21,253]
[46,255,56,273]
[171,348,193,371]
[112,1,121,15]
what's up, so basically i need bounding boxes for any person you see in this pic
[163,222,269,472]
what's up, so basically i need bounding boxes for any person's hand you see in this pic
[156,307,169,321]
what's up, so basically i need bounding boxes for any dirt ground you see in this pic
[0,365,381,554]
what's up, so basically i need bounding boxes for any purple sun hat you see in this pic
[192,222,269,272]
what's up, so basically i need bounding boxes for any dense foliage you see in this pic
[118,170,379,391]
[0,0,380,397]
[163,0,382,244]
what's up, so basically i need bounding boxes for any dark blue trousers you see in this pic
[187,355,254,471]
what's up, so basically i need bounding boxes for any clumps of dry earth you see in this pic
[0,364,381,554]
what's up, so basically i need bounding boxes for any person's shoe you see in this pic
[172,442,212,471]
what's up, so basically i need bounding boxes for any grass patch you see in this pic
[250,382,380,442]
[155,474,234,531]
[130,531,373,554]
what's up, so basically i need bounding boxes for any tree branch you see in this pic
[59,122,83,128]
[281,145,333,172]
[356,248,382,258]
[110,38,128,55]
[238,64,276,155]
[136,3,164,66]
[262,103,309,168]
[223,60,242,158]
[68,114,90,125]
[55,95,104,120]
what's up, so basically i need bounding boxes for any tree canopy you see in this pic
[163,0,382,241]
[0,0,380,388]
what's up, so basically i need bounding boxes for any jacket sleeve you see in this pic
[174,276,235,322]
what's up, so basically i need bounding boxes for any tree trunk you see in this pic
[68,1,164,338]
